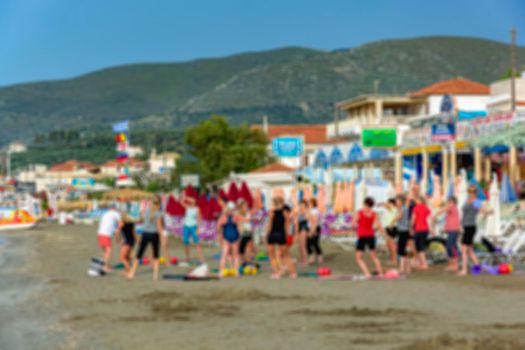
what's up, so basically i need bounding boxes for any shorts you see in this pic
[183,226,200,246]
[397,231,410,256]
[386,227,397,239]
[267,231,286,245]
[414,231,428,252]
[98,235,112,249]
[136,232,160,259]
[446,231,459,258]
[239,235,252,254]
[356,236,376,251]
[462,226,477,246]
[286,235,294,247]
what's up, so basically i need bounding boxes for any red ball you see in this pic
[286,235,294,246]
[317,267,332,276]
[170,257,178,265]
[498,263,510,275]
[142,257,150,265]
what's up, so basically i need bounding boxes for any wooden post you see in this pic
[422,151,429,189]
[484,157,491,184]
[450,143,457,185]
[442,147,449,191]
[474,147,482,182]
[509,145,517,184]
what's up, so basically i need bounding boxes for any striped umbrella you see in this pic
[330,147,344,165]
[347,143,364,163]
[500,173,517,203]
[314,150,329,169]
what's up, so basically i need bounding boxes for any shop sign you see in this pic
[272,137,304,157]
[431,123,456,142]
[361,128,397,148]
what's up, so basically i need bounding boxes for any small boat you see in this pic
[0,209,37,232]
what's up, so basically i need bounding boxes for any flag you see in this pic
[112,120,129,133]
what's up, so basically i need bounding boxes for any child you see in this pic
[434,196,460,272]
[411,195,432,270]
[307,198,323,264]
[295,200,310,266]
[352,197,386,279]
[128,197,163,280]
[266,197,297,279]
[393,194,411,274]
[181,196,205,264]
[238,200,254,264]
[218,202,241,277]
[382,198,398,265]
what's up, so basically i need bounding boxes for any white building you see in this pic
[8,142,27,154]
[487,72,525,113]
[148,149,179,175]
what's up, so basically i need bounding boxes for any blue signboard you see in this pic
[431,123,456,142]
[272,137,304,157]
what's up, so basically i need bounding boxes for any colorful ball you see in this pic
[170,257,178,265]
[141,257,150,265]
[498,263,511,275]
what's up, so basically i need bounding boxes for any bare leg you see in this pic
[418,252,428,270]
[161,235,169,262]
[458,245,468,276]
[128,258,139,279]
[387,237,397,265]
[370,250,384,276]
[120,245,131,272]
[232,241,241,275]
[267,245,280,278]
[280,246,297,278]
[153,259,159,281]
[298,232,308,265]
[102,246,112,273]
[468,246,479,266]
[355,251,371,278]
[195,244,205,263]
[184,245,191,262]
[219,242,229,277]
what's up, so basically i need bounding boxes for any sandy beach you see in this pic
[2,224,525,350]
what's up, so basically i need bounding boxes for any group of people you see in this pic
[95,183,491,281]
[356,183,492,278]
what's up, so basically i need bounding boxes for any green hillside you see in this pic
[0,36,523,145]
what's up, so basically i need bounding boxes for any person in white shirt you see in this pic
[97,205,123,273]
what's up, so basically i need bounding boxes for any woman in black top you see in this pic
[266,197,297,279]
[116,213,136,274]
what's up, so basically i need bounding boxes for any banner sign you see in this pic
[431,123,456,142]
[181,174,200,188]
[272,137,304,157]
[362,128,397,148]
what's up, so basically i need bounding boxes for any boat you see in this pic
[0,209,37,232]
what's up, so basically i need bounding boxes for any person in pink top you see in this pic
[411,196,432,270]
[434,196,460,272]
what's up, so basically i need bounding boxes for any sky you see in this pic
[0,0,524,86]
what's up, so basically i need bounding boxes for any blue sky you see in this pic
[0,0,524,86]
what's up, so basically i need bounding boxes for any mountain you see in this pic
[0,36,523,145]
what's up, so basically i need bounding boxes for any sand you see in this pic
[2,223,525,350]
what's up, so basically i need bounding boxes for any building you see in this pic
[327,77,490,139]
[127,145,144,158]
[487,72,525,112]
[252,124,334,168]
[148,149,180,175]
[7,142,27,154]
[100,158,145,177]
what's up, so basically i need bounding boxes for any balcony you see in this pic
[327,115,421,139]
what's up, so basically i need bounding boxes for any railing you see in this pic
[327,115,423,139]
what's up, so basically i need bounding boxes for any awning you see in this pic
[401,141,468,156]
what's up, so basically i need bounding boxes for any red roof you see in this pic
[50,160,96,172]
[250,163,294,174]
[410,77,489,97]
[102,158,144,168]
[252,124,330,144]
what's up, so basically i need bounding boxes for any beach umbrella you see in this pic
[227,182,240,202]
[197,194,210,220]
[166,195,185,216]
[314,150,329,169]
[209,196,222,219]
[218,188,228,202]
[500,173,517,203]
[239,181,254,208]
[486,175,501,238]
[329,147,344,165]
[184,185,198,200]
[347,143,364,163]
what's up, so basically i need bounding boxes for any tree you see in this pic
[500,68,520,80]
[179,116,270,185]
